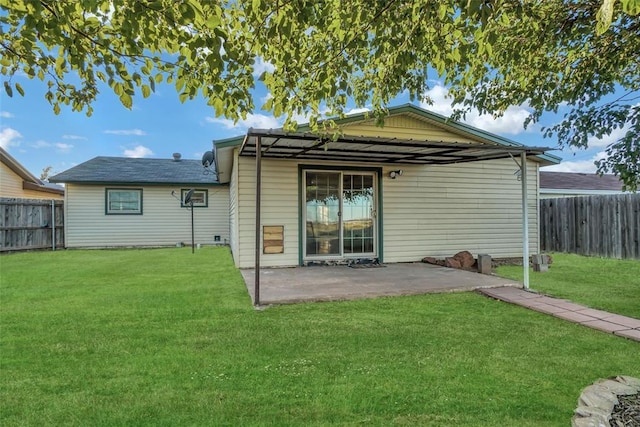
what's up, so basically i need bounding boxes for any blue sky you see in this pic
[0,67,621,180]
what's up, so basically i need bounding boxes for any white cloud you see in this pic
[345,107,370,115]
[32,140,52,148]
[1,111,14,118]
[63,134,87,140]
[421,84,455,116]
[206,113,281,130]
[31,140,74,152]
[0,127,22,149]
[55,143,73,152]
[542,151,608,173]
[586,125,629,148]
[105,129,147,136]
[252,56,275,78]
[123,145,154,158]
[259,92,273,105]
[420,83,533,135]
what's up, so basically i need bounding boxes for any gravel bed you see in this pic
[610,393,640,426]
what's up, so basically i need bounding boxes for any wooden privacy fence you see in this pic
[0,198,64,252]
[540,194,640,259]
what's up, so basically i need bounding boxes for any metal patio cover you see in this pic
[239,128,551,165]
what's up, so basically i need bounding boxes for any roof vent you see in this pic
[172,152,182,161]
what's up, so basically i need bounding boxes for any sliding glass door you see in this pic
[304,170,376,260]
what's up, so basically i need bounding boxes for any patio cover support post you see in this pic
[254,136,262,305]
[521,151,529,290]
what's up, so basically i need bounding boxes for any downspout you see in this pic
[521,152,529,290]
[254,136,262,306]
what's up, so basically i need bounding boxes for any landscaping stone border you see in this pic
[572,376,640,427]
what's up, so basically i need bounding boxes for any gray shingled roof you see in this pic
[49,156,219,185]
[540,171,623,191]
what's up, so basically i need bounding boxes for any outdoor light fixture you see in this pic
[389,169,403,179]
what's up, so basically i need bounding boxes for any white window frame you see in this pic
[105,188,143,215]
[181,189,208,208]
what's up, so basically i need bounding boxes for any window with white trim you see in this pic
[181,189,208,207]
[106,188,143,214]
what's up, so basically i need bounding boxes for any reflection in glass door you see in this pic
[304,171,376,259]
[305,172,341,256]
[342,174,375,255]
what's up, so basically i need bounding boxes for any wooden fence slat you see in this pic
[540,194,640,260]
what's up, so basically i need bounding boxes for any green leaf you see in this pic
[596,0,615,35]
[141,84,151,98]
[15,82,24,96]
[4,81,13,97]
[119,92,133,109]
[621,0,640,14]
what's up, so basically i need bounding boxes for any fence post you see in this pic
[51,200,56,251]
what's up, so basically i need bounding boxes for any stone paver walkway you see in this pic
[479,287,640,342]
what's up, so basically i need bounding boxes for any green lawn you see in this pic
[1,248,639,426]
[497,253,640,319]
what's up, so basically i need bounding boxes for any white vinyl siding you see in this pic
[233,155,539,268]
[64,184,229,248]
[235,155,300,267]
[381,159,539,262]
[229,150,240,266]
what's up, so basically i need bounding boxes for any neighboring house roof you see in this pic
[540,171,625,195]
[0,147,65,196]
[49,156,220,185]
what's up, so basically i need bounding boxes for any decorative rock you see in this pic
[422,256,439,265]
[572,376,640,427]
[452,250,475,269]
[444,257,461,269]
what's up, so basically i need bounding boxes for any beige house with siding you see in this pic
[49,155,229,248]
[213,104,560,268]
[1,147,64,200]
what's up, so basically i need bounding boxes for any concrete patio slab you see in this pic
[240,262,521,305]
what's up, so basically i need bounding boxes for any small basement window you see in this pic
[106,188,143,215]
[181,189,208,207]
